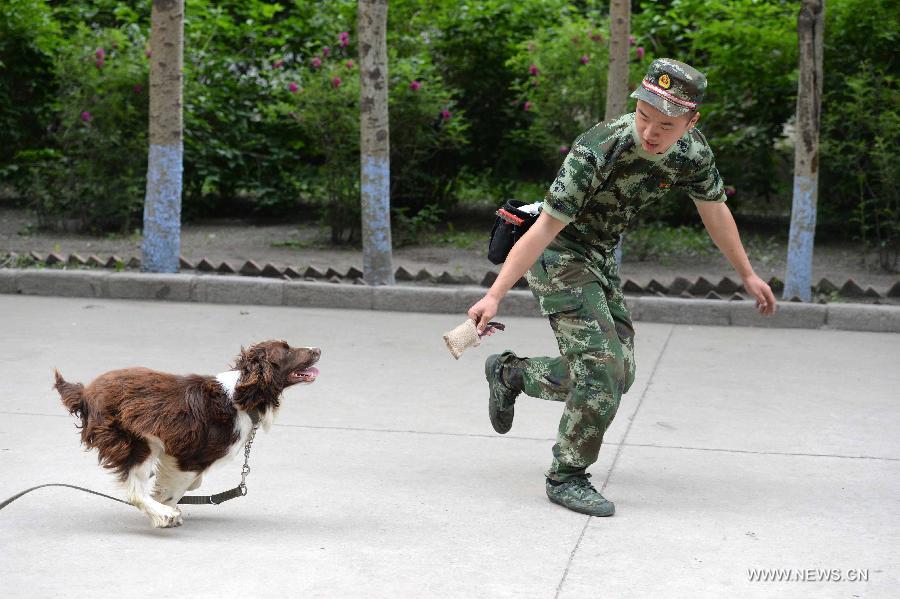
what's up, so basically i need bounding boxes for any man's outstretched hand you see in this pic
[468,294,500,334]
[743,273,777,316]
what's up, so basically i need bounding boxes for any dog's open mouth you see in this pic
[289,367,319,384]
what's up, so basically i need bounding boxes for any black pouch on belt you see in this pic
[487,200,539,265]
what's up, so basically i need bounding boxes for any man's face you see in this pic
[634,100,700,154]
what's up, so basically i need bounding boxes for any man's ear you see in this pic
[689,111,701,128]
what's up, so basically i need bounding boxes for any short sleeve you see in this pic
[541,145,604,224]
[680,150,727,203]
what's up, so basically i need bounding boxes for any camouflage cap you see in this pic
[630,58,707,117]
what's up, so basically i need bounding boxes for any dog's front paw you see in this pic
[151,506,183,528]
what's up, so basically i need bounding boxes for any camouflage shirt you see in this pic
[542,112,726,259]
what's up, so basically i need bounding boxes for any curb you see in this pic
[2,268,898,333]
[6,251,899,302]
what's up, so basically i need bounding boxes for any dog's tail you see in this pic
[54,370,88,426]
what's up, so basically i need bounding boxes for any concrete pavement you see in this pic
[0,295,897,598]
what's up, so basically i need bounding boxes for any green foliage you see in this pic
[2,0,897,249]
[632,0,798,221]
[178,0,355,221]
[818,0,899,271]
[822,64,899,272]
[387,47,469,212]
[393,0,575,174]
[16,24,149,232]
[621,222,716,262]
[392,203,444,247]
[0,0,61,169]
[505,14,649,181]
[506,17,611,168]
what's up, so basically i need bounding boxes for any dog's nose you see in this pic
[310,347,321,359]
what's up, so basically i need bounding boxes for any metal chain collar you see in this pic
[238,422,260,496]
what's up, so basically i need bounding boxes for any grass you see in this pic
[621,223,717,263]
[430,225,483,250]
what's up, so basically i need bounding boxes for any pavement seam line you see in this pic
[554,324,677,598]
[601,325,676,493]
[4,411,899,462]
[621,442,900,461]
[554,516,592,599]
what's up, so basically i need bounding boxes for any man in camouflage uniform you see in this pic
[468,58,777,517]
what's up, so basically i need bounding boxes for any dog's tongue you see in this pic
[300,367,319,378]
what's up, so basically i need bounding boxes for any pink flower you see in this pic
[339,31,350,47]
[529,63,539,76]
[80,111,92,123]
[409,80,421,91]
[725,186,737,197]
[288,82,299,93]
[95,58,105,69]
[311,57,322,68]
[95,48,105,59]
[636,46,645,60]
[133,84,142,94]
[345,60,355,69]
[629,35,636,46]
[559,145,569,154]
[580,55,590,65]
[331,76,342,88]
[523,101,533,111]
[273,59,284,69]
[322,46,331,57]
[145,49,152,58]
[440,109,452,120]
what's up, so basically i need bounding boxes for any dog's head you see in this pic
[232,340,320,412]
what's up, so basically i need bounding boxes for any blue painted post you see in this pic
[142,144,182,272]
[358,0,395,285]
[142,0,184,273]
[784,176,817,300]
[784,0,824,301]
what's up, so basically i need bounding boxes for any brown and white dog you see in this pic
[53,340,320,528]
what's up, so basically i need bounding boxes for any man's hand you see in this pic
[468,294,500,333]
[466,211,567,333]
[742,273,777,316]
[694,200,777,317]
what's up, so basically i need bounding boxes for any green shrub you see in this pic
[621,222,716,262]
[0,0,61,177]
[632,0,798,222]
[16,24,149,232]
[821,64,899,271]
[505,15,649,181]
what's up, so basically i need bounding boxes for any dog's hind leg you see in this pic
[123,443,181,528]
[153,454,200,517]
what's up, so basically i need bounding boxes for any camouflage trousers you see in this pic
[521,244,636,481]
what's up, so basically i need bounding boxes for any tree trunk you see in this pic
[142,0,184,273]
[604,0,631,121]
[784,0,824,301]
[358,0,395,286]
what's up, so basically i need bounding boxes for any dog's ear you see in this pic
[233,344,279,409]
